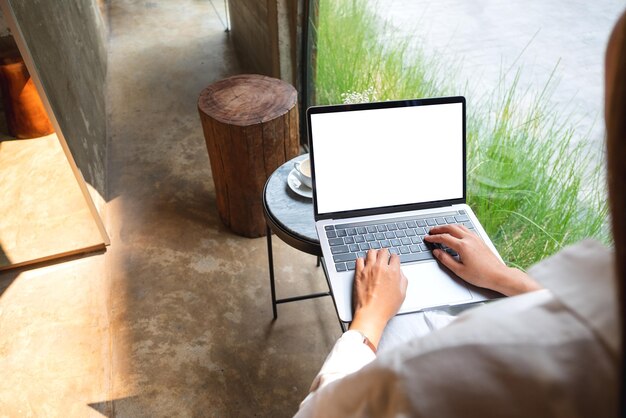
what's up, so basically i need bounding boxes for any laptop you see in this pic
[307,96,502,322]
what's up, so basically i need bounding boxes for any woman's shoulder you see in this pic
[527,239,619,356]
[528,239,613,289]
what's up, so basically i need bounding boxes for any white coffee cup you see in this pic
[293,157,312,189]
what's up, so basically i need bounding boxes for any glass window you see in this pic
[305,0,616,268]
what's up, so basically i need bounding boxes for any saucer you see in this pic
[287,169,313,199]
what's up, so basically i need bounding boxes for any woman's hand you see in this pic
[424,224,542,297]
[349,249,408,350]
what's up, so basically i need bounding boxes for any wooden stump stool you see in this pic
[198,74,299,237]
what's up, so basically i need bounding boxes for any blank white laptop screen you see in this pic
[310,102,464,215]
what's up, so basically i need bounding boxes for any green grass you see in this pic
[314,0,451,104]
[313,0,609,269]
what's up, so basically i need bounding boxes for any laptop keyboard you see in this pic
[326,210,476,272]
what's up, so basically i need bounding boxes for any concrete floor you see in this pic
[106,1,339,415]
[0,0,339,416]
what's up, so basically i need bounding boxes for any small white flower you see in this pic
[341,87,378,104]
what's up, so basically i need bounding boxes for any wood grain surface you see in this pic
[198,74,299,237]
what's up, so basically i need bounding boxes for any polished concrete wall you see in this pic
[228,0,280,77]
[228,0,302,85]
[7,0,108,197]
[0,6,9,37]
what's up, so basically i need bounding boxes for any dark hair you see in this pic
[605,10,626,415]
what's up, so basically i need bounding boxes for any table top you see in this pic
[263,154,320,255]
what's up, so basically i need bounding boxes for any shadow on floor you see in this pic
[0,244,18,298]
[0,247,106,298]
[88,396,140,418]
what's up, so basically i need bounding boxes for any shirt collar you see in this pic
[528,239,620,357]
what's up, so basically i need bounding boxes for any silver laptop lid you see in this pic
[307,97,467,221]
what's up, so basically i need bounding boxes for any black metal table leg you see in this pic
[267,224,278,319]
[263,157,334,320]
[266,222,331,319]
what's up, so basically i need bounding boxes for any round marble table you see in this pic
[263,154,331,319]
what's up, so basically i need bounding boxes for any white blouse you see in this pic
[296,240,619,417]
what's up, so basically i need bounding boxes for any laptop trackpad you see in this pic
[399,262,472,313]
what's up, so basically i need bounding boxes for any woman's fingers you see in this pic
[428,224,467,238]
[350,247,409,346]
[363,248,394,266]
[375,248,390,265]
[423,232,462,252]
[356,255,365,272]
[433,248,465,276]
[389,252,401,269]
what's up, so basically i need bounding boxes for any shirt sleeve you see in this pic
[298,330,376,411]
